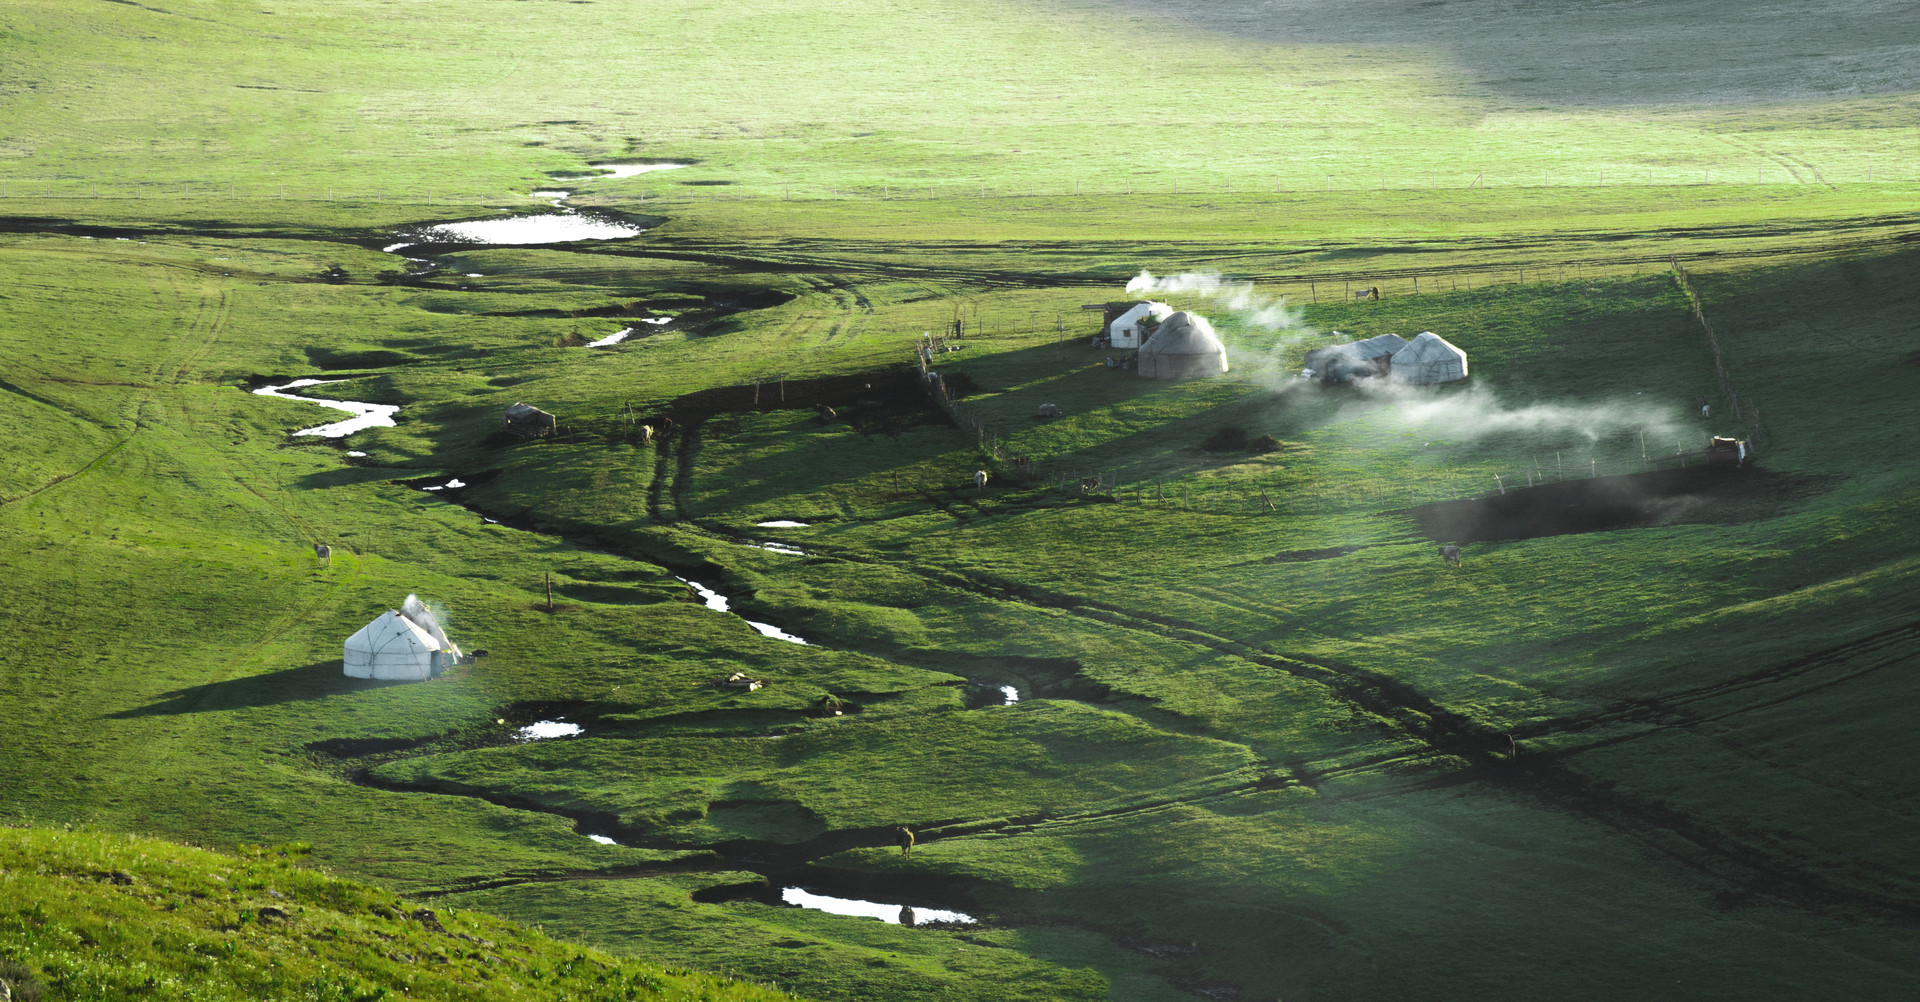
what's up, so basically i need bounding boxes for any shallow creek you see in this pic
[676,576,810,645]
[781,887,977,926]
[250,379,400,438]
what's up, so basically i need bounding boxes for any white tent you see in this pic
[1389,331,1469,384]
[344,600,461,680]
[1138,312,1229,380]
[1301,333,1406,383]
[1107,301,1173,349]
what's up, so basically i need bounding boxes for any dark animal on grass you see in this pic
[815,403,837,424]
[1079,477,1101,494]
[313,543,331,567]
[894,825,915,856]
[1036,402,1059,419]
[1439,545,1462,567]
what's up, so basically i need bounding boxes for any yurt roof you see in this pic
[345,610,440,657]
[1114,301,1173,327]
[1140,311,1225,355]
[1354,333,1410,358]
[1390,331,1466,364]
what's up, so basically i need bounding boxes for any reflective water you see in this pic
[412,213,646,246]
[756,520,810,528]
[587,327,635,348]
[587,834,621,846]
[251,379,400,438]
[421,478,467,491]
[556,162,690,180]
[780,887,977,926]
[675,576,810,646]
[515,720,584,741]
[744,539,807,556]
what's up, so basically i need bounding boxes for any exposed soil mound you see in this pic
[1407,465,1826,543]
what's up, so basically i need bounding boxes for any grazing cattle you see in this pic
[1439,544,1462,567]
[1079,477,1101,494]
[894,825,916,856]
[974,470,988,490]
[1036,403,1059,419]
[314,543,331,567]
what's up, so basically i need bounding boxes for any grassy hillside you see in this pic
[0,825,794,1001]
[2,1,1918,1000]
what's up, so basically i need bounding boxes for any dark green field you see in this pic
[2,2,1918,1000]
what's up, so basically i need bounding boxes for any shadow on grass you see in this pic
[107,660,415,717]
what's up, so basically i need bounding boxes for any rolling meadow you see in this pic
[1,1,1918,999]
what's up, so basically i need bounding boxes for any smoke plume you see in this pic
[1125,270,1303,331]
[401,594,452,650]
[1352,379,1683,444]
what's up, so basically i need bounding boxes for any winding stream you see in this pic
[251,379,400,438]
[676,576,810,645]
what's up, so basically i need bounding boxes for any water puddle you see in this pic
[420,477,468,492]
[586,834,622,846]
[251,379,400,438]
[514,720,584,741]
[556,162,690,181]
[743,539,808,557]
[346,450,368,458]
[407,213,647,247]
[780,887,977,926]
[966,681,1021,708]
[675,576,810,646]
[587,327,635,348]
[756,520,810,528]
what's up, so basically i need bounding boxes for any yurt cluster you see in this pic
[1093,300,1232,380]
[1094,300,1467,386]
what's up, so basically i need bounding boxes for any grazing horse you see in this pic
[1439,545,1462,567]
[973,470,988,490]
[894,825,915,856]
[314,543,331,567]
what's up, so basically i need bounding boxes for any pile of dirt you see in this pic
[1406,465,1827,543]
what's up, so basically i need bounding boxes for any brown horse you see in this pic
[894,825,915,856]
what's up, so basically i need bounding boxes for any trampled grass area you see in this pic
[4,1,1920,999]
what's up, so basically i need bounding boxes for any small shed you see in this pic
[1302,333,1407,383]
[503,402,557,438]
[1387,332,1469,385]
[1104,301,1172,349]
[1138,311,1229,380]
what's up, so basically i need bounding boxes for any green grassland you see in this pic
[3,1,1920,1000]
[0,825,793,1001]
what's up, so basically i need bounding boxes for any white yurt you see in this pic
[343,596,461,680]
[1388,331,1469,384]
[1138,311,1229,380]
[1107,301,1173,349]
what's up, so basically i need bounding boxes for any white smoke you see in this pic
[401,594,453,650]
[1125,270,1303,331]
[1351,380,1683,443]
